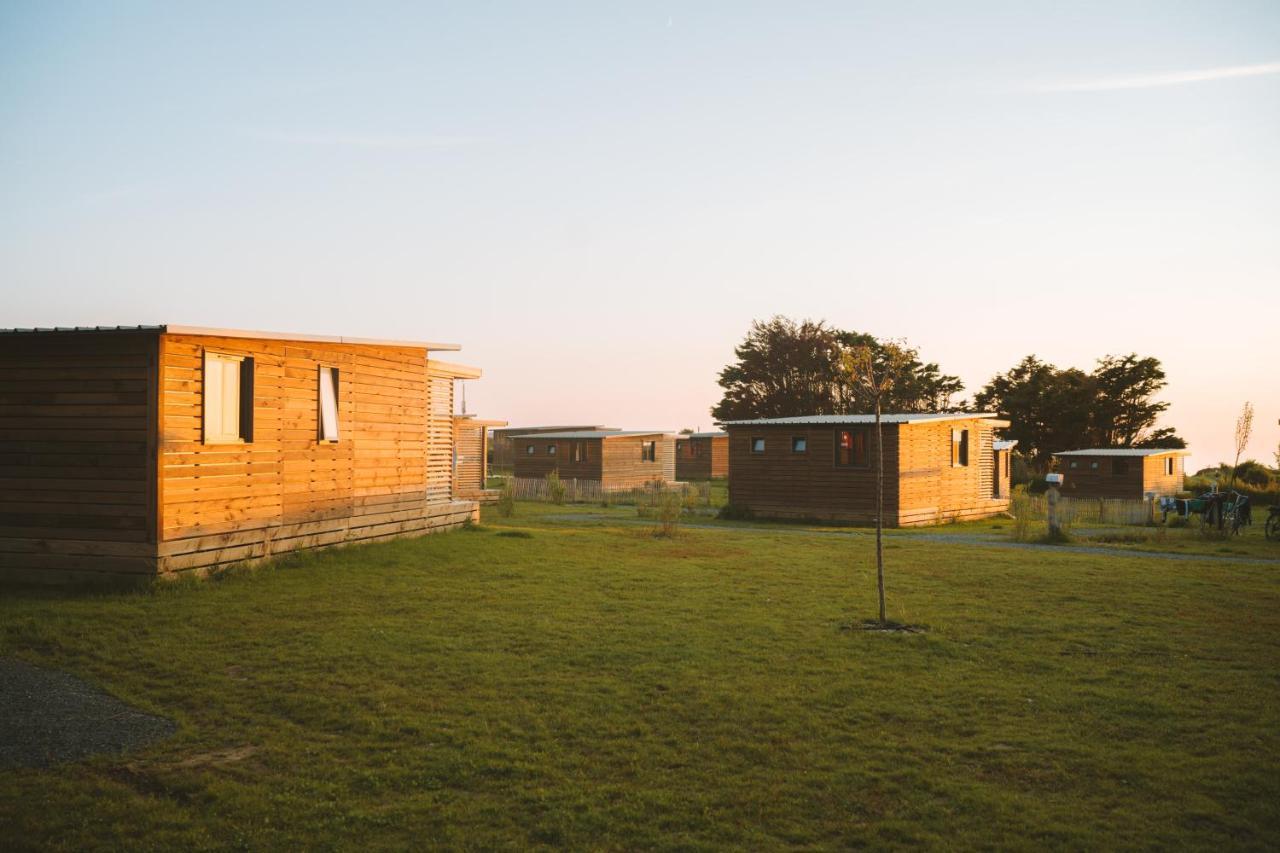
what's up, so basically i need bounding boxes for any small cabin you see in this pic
[0,325,493,583]
[490,425,617,470]
[512,430,676,490]
[723,413,1012,526]
[1052,448,1188,500]
[675,432,729,480]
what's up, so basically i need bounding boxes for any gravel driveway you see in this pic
[0,658,175,769]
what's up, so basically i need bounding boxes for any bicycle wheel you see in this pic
[1267,514,1280,542]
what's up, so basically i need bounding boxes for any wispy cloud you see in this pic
[241,129,483,150]
[1030,60,1280,93]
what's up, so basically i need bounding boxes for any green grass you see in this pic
[2,504,1279,850]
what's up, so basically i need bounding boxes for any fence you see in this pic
[1013,493,1157,527]
[506,476,714,508]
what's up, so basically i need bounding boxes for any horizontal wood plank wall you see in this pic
[601,435,674,489]
[452,419,486,498]
[156,334,476,574]
[675,436,727,480]
[1056,455,1166,500]
[895,419,1010,526]
[726,425,901,523]
[0,331,160,581]
[1142,454,1183,497]
[511,437,604,482]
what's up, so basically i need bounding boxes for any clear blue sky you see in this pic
[2,2,1277,467]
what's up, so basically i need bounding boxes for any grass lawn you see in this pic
[2,503,1279,849]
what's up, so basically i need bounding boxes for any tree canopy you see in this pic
[973,353,1184,469]
[710,317,963,422]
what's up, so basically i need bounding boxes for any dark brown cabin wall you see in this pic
[674,435,729,480]
[895,419,1009,525]
[156,334,475,574]
[726,425,901,523]
[0,331,159,581]
[511,438,604,482]
[1057,455,1156,500]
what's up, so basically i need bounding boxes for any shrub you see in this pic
[496,479,516,518]
[1009,492,1033,542]
[545,471,566,505]
[653,488,684,538]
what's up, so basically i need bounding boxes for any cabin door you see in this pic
[992,451,1002,498]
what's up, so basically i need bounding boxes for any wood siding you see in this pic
[1056,453,1183,500]
[512,434,674,489]
[600,435,675,488]
[726,418,1010,526]
[0,331,160,582]
[453,418,488,499]
[512,437,605,483]
[154,334,476,575]
[675,435,729,480]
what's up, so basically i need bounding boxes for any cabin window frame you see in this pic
[641,440,656,462]
[1090,461,1100,470]
[950,429,969,468]
[834,428,869,468]
[791,436,807,453]
[1165,457,1174,476]
[573,440,588,462]
[1069,460,1078,469]
[547,443,557,457]
[750,437,766,454]
[317,365,340,443]
[525,444,535,456]
[202,351,254,445]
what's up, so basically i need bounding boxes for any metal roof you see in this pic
[721,412,1003,426]
[1053,448,1190,457]
[518,430,674,440]
[494,425,616,435]
[993,439,1019,451]
[0,324,462,351]
[680,431,727,439]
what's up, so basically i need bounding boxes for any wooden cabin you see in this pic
[1052,448,1188,500]
[0,325,494,584]
[675,431,729,480]
[723,413,1012,526]
[453,415,507,502]
[512,430,676,490]
[490,425,616,470]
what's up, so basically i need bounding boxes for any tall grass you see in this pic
[545,470,566,505]
[496,478,516,518]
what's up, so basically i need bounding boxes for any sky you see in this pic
[1,1,1277,470]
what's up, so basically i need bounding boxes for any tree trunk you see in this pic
[875,398,885,624]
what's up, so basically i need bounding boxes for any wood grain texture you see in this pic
[512,434,674,489]
[1055,452,1183,499]
[675,435,729,480]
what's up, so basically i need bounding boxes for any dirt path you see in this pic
[536,513,1280,566]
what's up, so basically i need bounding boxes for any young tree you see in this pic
[1228,401,1254,490]
[841,340,912,625]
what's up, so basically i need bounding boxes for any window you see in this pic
[1113,459,1129,476]
[835,429,868,467]
[203,352,253,444]
[1090,461,1099,470]
[1005,454,1011,476]
[791,436,807,453]
[750,437,766,454]
[1069,460,1079,469]
[547,443,557,456]
[951,429,969,467]
[573,441,587,462]
[318,366,340,442]
[1166,457,1174,476]
[641,441,656,462]
[525,444,535,456]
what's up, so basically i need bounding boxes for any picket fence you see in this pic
[1013,494,1158,527]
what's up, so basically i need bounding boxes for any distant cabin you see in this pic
[723,413,1013,527]
[490,425,617,470]
[513,430,676,490]
[0,325,496,584]
[675,432,728,480]
[1052,448,1188,500]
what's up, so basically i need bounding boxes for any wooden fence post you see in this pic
[1047,487,1061,536]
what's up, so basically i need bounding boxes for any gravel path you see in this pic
[536,513,1280,566]
[0,658,175,769]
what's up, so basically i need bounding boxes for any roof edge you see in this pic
[165,325,463,351]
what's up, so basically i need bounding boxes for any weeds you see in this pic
[496,479,516,518]
[545,470,566,505]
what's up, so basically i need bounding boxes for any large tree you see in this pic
[974,352,1184,469]
[711,316,963,422]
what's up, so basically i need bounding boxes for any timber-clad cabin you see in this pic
[490,425,617,469]
[513,430,676,490]
[675,432,728,480]
[1052,448,1188,500]
[723,413,1012,527]
[0,325,493,584]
